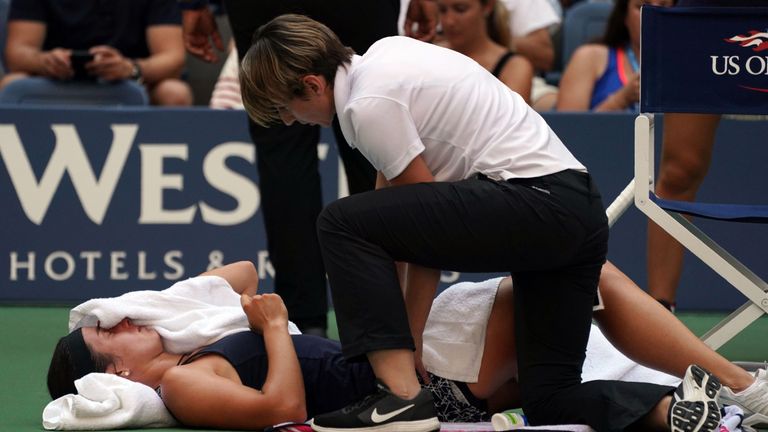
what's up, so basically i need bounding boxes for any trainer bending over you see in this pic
[239,14,735,432]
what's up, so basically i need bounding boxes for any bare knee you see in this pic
[0,72,31,90]
[656,157,710,198]
[149,79,193,106]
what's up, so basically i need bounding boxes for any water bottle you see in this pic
[491,411,528,431]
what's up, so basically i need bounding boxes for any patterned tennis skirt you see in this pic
[422,372,491,423]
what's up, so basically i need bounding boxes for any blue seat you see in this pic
[561,2,612,70]
[547,1,612,85]
[633,6,768,349]
[0,77,148,106]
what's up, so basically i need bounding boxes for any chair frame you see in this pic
[633,113,768,349]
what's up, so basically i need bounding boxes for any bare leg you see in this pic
[647,113,720,304]
[594,261,754,392]
[470,261,753,408]
[467,279,520,409]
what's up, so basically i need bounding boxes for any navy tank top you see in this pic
[183,331,377,418]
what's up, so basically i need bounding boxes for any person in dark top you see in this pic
[1,0,192,105]
[45,260,767,430]
[175,0,401,338]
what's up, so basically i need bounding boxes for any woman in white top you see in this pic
[239,14,723,432]
[435,0,534,103]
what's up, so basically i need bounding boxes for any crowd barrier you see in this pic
[1,107,766,310]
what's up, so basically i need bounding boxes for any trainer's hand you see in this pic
[182,8,224,63]
[404,0,438,42]
[241,293,289,333]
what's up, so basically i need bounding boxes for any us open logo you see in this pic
[726,30,768,52]
[711,28,768,92]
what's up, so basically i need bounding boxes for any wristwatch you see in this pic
[130,60,144,85]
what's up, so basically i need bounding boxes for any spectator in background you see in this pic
[407,0,558,109]
[556,0,674,112]
[496,0,560,111]
[480,0,560,111]
[436,0,534,103]
[1,0,193,106]
[498,0,558,72]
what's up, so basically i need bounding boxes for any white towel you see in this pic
[423,277,680,387]
[583,325,680,387]
[422,277,501,382]
[42,373,177,430]
[69,275,300,353]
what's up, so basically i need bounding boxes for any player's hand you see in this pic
[241,293,289,333]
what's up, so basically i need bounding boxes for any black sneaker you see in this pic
[310,380,440,432]
[669,365,722,432]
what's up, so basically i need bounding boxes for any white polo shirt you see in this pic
[334,36,585,182]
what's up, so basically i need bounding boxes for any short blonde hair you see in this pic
[240,14,354,127]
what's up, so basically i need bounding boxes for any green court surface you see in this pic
[1,306,765,432]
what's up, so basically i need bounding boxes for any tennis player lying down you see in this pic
[47,261,767,430]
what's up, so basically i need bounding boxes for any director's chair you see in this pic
[633,6,768,349]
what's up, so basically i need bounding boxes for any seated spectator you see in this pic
[1,0,193,106]
[499,0,561,111]
[437,0,534,103]
[498,0,559,72]
[556,0,674,112]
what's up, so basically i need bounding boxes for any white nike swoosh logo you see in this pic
[370,404,414,423]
